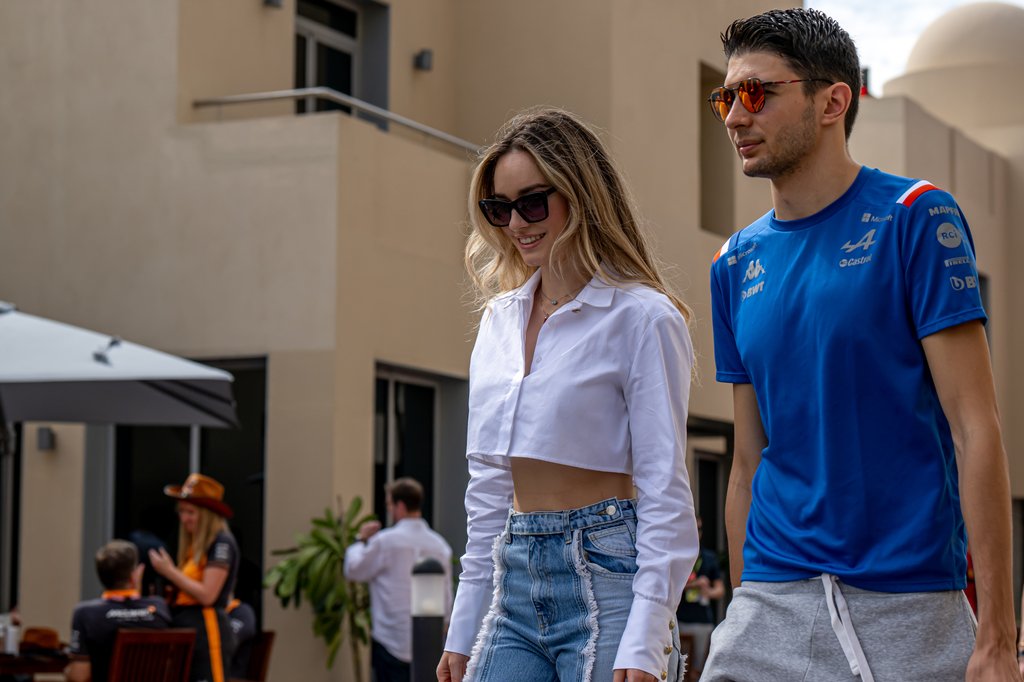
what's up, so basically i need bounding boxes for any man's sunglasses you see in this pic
[707,78,833,122]
[478,188,557,228]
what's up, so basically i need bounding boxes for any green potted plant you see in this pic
[265,497,376,680]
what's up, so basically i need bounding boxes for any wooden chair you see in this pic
[678,632,700,682]
[229,630,275,682]
[108,628,196,682]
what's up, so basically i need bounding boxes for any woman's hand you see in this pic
[147,547,175,578]
[436,651,469,682]
[613,669,657,682]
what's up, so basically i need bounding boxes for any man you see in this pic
[66,540,171,682]
[344,477,453,682]
[706,8,1016,680]
[675,516,723,673]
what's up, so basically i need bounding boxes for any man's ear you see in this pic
[821,82,852,130]
[131,562,145,589]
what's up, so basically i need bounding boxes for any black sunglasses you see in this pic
[478,188,557,228]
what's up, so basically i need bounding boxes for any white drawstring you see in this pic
[821,574,875,682]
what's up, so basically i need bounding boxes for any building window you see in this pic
[700,62,736,238]
[295,0,359,114]
[294,0,389,119]
[375,371,438,526]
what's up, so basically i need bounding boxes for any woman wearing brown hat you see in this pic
[149,473,239,682]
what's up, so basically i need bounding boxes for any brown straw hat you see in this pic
[164,473,233,519]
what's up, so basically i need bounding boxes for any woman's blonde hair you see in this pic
[176,504,227,566]
[466,107,691,321]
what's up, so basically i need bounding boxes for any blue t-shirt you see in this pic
[709,166,986,592]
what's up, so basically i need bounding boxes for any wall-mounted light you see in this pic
[413,49,434,72]
[37,427,56,451]
[264,0,283,8]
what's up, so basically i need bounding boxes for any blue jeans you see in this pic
[467,498,683,682]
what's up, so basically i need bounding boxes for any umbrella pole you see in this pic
[189,425,200,473]
[0,400,15,612]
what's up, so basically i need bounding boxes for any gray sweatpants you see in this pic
[701,577,976,682]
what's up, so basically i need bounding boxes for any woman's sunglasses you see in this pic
[478,188,557,228]
[707,77,833,122]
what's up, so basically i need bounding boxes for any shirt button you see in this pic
[663,645,673,655]
[669,620,675,630]
[605,505,617,516]
[660,672,667,680]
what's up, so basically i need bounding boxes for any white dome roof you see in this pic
[906,1,1024,74]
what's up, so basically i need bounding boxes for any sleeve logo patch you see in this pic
[936,223,962,249]
[929,205,961,218]
[950,275,977,291]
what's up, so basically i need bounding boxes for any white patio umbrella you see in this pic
[0,301,237,430]
[0,301,238,611]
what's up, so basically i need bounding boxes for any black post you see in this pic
[411,557,445,682]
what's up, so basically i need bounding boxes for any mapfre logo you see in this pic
[742,259,765,283]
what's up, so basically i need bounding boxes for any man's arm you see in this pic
[343,521,384,582]
[725,383,766,589]
[921,321,1017,679]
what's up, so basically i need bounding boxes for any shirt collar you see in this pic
[497,269,616,309]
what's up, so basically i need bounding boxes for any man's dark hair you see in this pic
[95,540,139,590]
[722,8,861,139]
[388,477,424,513]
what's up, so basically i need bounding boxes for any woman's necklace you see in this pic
[538,284,585,322]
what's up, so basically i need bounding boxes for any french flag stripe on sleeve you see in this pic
[897,180,938,207]
[711,237,732,264]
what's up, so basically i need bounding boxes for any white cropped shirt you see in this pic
[445,270,699,677]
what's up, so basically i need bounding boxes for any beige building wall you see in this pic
[17,424,86,638]
[179,0,295,124]
[883,2,1024,496]
[6,0,1020,678]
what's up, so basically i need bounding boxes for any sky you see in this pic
[806,0,1024,95]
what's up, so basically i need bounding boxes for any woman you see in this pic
[149,473,239,682]
[438,108,699,682]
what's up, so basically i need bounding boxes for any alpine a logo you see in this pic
[841,229,876,253]
[742,259,765,283]
[839,229,877,268]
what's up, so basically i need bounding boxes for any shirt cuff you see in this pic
[443,580,493,656]
[613,596,676,679]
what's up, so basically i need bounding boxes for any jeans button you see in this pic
[604,504,617,516]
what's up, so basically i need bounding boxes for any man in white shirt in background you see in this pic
[345,477,453,682]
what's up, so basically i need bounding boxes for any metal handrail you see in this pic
[194,87,480,154]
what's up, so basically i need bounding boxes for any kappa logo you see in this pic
[742,259,765,283]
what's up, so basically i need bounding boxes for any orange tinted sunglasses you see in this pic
[707,78,833,121]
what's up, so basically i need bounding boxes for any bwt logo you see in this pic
[950,276,978,291]
[742,259,765,283]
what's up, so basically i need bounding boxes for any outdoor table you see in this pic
[0,651,68,676]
